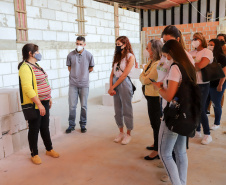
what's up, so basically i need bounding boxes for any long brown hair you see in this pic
[18,43,38,70]
[112,36,135,67]
[162,40,197,84]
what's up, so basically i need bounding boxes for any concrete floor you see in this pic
[0,88,226,185]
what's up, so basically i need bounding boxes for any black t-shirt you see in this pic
[210,54,226,87]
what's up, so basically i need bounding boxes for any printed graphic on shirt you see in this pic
[156,62,168,72]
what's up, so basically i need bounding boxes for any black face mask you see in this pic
[116,45,123,53]
[220,40,225,46]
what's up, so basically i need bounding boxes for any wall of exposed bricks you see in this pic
[142,22,219,51]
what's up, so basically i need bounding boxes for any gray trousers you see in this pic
[113,76,133,130]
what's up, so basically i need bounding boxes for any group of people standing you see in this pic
[18,24,225,185]
[107,25,226,185]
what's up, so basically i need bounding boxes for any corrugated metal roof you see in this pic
[94,0,198,10]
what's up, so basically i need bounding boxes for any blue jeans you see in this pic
[113,76,133,130]
[68,85,89,128]
[158,121,188,185]
[197,84,210,135]
[209,82,226,125]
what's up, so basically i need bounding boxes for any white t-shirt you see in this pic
[113,53,135,77]
[162,65,182,109]
[189,48,213,84]
[157,50,194,82]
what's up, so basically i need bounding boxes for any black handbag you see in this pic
[164,63,201,137]
[21,103,37,121]
[201,58,225,82]
[19,63,38,121]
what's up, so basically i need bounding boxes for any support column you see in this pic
[174,6,180,25]
[210,0,217,21]
[219,0,226,18]
[151,10,156,27]
[75,0,87,36]
[200,0,207,22]
[183,3,189,24]
[158,9,164,26]
[191,1,198,23]
[141,31,146,64]
[114,2,119,40]
[143,10,148,27]
[166,9,171,25]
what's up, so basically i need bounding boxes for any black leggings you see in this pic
[28,100,52,157]
[145,96,161,151]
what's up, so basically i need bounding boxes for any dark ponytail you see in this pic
[162,25,186,50]
[18,43,39,70]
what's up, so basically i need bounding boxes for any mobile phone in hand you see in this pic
[150,78,156,82]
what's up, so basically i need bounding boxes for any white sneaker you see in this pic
[121,134,131,145]
[194,131,202,138]
[201,135,212,145]
[210,125,220,130]
[114,132,125,143]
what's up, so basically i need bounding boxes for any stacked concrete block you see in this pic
[0,139,4,160]
[0,89,62,159]
[2,134,13,157]
[0,94,10,117]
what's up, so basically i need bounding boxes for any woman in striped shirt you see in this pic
[18,43,59,165]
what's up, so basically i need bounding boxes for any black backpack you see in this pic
[163,63,201,138]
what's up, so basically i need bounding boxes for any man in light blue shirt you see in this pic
[66,36,94,133]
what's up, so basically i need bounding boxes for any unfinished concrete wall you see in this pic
[0,0,141,98]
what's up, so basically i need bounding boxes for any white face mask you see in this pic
[76,45,84,52]
[143,49,150,58]
[160,38,164,44]
[207,46,214,51]
[192,40,200,48]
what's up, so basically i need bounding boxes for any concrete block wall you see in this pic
[142,21,219,51]
[26,0,78,42]
[0,0,18,89]
[118,7,140,64]
[0,89,62,160]
[0,0,141,99]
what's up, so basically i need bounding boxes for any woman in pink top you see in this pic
[108,36,135,145]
